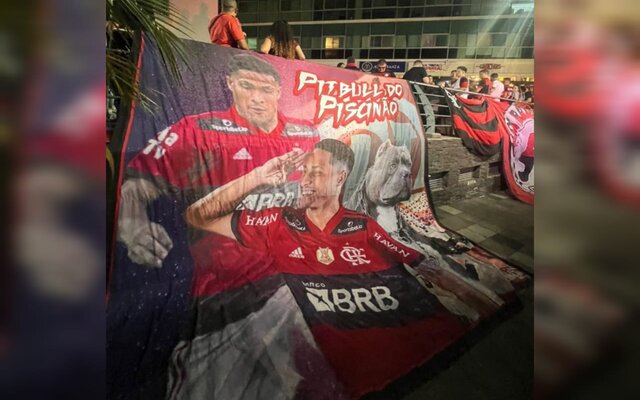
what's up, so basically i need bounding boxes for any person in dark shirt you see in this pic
[345,57,360,71]
[372,59,396,78]
[403,60,429,84]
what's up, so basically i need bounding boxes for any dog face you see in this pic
[365,140,412,206]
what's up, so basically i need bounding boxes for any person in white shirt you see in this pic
[489,73,504,100]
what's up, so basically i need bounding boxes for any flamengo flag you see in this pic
[443,90,534,204]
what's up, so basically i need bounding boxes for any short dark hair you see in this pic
[347,57,356,64]
[377,59,387,65]
[413,60,423,67]
[490,73,499,79]
[479,69,489,75]
[314,139,355,174]
[337,62,345,67]
[504,77,511,82]
[457,66,467,73]
[227,54,281,85]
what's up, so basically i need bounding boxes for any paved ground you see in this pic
[435,192,534,273]
[374,192,534,400]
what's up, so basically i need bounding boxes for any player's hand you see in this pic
[255,148,307,187]
[118,220,173,268]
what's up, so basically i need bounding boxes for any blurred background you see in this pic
[0,0,639,398]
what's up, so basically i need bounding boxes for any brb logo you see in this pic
[303,283,399,313]
[340,246,370,266]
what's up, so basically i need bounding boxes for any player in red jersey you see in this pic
[117,54,319,296]
[186,139,466,398]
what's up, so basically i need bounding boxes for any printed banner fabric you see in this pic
[107,35,529,399]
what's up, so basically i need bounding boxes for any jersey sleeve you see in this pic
[125,119,197,189]
[367,219,424,267]
[228,16,245,42]
[231,208,282,251]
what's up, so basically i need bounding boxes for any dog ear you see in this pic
[375,139,391,159]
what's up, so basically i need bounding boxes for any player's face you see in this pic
[300,149,346,209]
[227,69,281,131]
[456,69,464,77]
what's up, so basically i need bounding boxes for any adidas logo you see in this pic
[289,247,304,259]
[233,147,252,160]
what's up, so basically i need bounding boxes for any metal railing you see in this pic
[407,80,533,137]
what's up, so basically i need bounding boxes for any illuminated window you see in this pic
[324,36,344,49]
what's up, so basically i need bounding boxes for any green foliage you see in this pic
[106,0,193,110]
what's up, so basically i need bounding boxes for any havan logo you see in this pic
[304,285,399,314]
[244,213,277,226]
[373,232,410,258]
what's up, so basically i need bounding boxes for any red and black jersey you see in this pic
[232,206,466,398]
[125,107,320,297]
[478,78,492,95]
[127,106,319,189]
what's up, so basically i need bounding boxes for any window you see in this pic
[369,49,394,59]
[370,35,394,48]
[371,8,396,18]
[280,0,300,11]
[322,49,344,59]
[394,49,407,58]
[421,48,448,58]
[424,6,452,17]
[324,36,343,49]
[247,38,258,50]
[491,33,507,46]
[421,34,448,47]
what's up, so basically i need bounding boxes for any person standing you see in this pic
[453,66,469,91]
[447,69,457,88]
[403,60,429,84]
[489,73,505,99]
[501,77,513,99]
[511,85,522,102]
[208,0,249,49]
[476,69,491,95]
[372,59,396,77]
[259,20,306,60]
[523,85,534,103]
[345,57,360,71]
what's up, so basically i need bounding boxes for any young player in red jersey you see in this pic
[117,54,319,296]
[186,139,466,398]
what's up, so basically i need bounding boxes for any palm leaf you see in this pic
[106,0,194,109]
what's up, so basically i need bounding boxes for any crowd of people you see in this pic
[209,0,533,104]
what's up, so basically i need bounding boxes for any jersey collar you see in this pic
[304,206,347,235]
[230,106,285,136]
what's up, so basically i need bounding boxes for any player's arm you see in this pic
[117,178,173,267]
[185,149,307,239]
[295,44,306,60]
[117,124,188,267]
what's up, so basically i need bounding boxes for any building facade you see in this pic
[240,0,533,80]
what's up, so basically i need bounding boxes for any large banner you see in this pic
[443,92,535,204]
[108,36,528,399]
